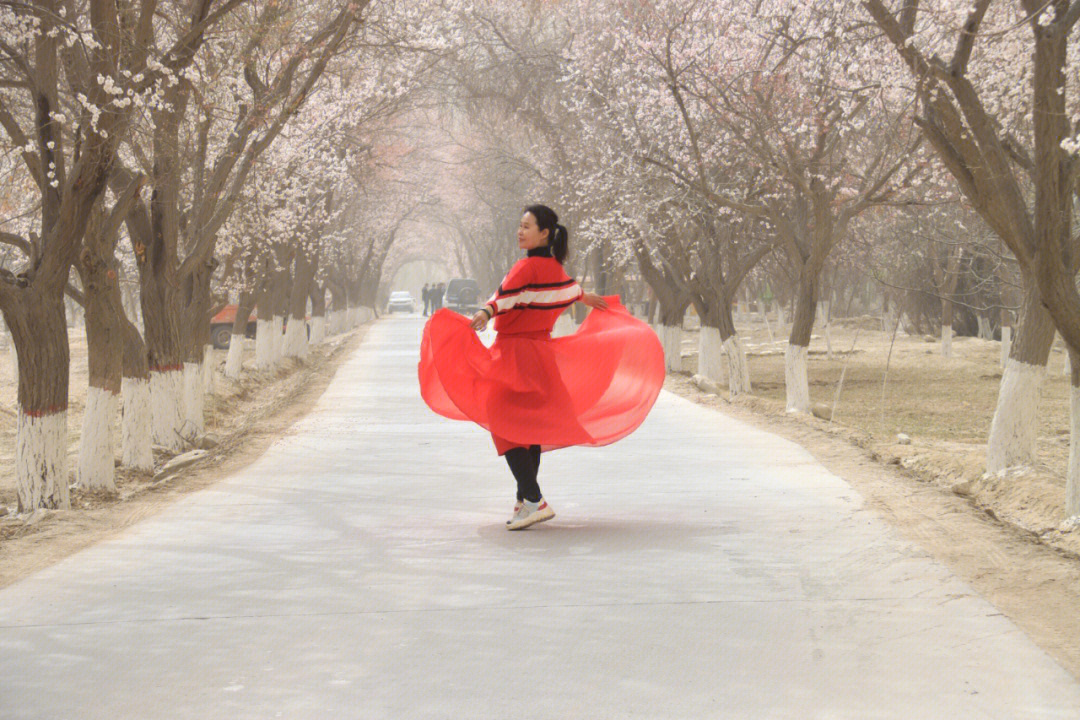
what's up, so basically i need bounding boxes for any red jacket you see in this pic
[484,254,583,335]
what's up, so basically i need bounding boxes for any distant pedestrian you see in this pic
[418,204,665,530]
[422,283,431,316]
[433,282,445,311]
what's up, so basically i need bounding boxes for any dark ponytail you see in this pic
[524,203,569,265]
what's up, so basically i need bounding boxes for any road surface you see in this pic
[1,315,1078,719]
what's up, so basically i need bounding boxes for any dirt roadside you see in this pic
[664,373,1080,680]
[0,325,370,590]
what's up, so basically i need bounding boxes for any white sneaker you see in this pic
[506,498,555,530]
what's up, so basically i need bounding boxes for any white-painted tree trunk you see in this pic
[986,359,1044,473]
[202,344,214,394]
[697,326,725,383]
[120,377,154,472]
[657,324,683,372]
[255,319,275,370]
[775,301,786,328]
[76,387,117,492]
[282,317,308,359]
[883,309,899,333]
[941,326,953,358]
[224,336,244,378]
[723,335,752,396]
[150,368,185,452]
[182,361,204,438]
[16,410,70,511]
[1064,349,1072,377]
[270,315,285,361]
[1066,384,1080,519]
[820,301,833,360]
[1000,326,1012,369]
[785,344,811,414]
[309,316,326,345]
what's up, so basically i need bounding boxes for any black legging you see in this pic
[505,445,542,503]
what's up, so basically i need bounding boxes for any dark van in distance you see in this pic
[444,279,482,314]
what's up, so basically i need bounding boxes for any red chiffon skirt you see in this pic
[418,297,665,455]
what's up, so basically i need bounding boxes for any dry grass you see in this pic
[675,312,1075,549]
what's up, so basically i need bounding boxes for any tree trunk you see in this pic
[181,360,203,438]
[941,297,954,358]
[75,252,124,492]
[697,313,725,384]
[655,292,690,374]
[140,274,185,452]
[774,299,786,328]
[698,296,750,396]
[328,284,345,335]
[5,292,71,512]
[283,253,314,359]
[202,344,214,394]
[359,275,378,324]
[255,275,276,370]
[180,264,213,439]
[637,248,689,374]
[999,265,1015,368]
[225,290,255,378]
[309,283,327,345]
[821,299,834,360]
[1000,320,1012,368]
[785,272,820,413]
[1067,349,1080,518]
[934,244,962,358]
[986,279,1056,473]
[760,301,775,345]
[346,278,360,328]
[120,315,153,473]
[270,265,290,361]
[276,263,293,358]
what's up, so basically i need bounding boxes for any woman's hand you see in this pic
[469,308,491,331]
[580,292,609,310]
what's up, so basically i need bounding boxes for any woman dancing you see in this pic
[418,204,665,530]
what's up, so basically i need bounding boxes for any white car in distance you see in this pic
[387,291,415,314]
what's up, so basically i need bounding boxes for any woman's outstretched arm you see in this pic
[578,292,609,310]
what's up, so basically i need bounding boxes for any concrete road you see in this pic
[2,316,1078,719]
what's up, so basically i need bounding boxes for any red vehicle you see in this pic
[210,305,257,349]
[209,306,310,349]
